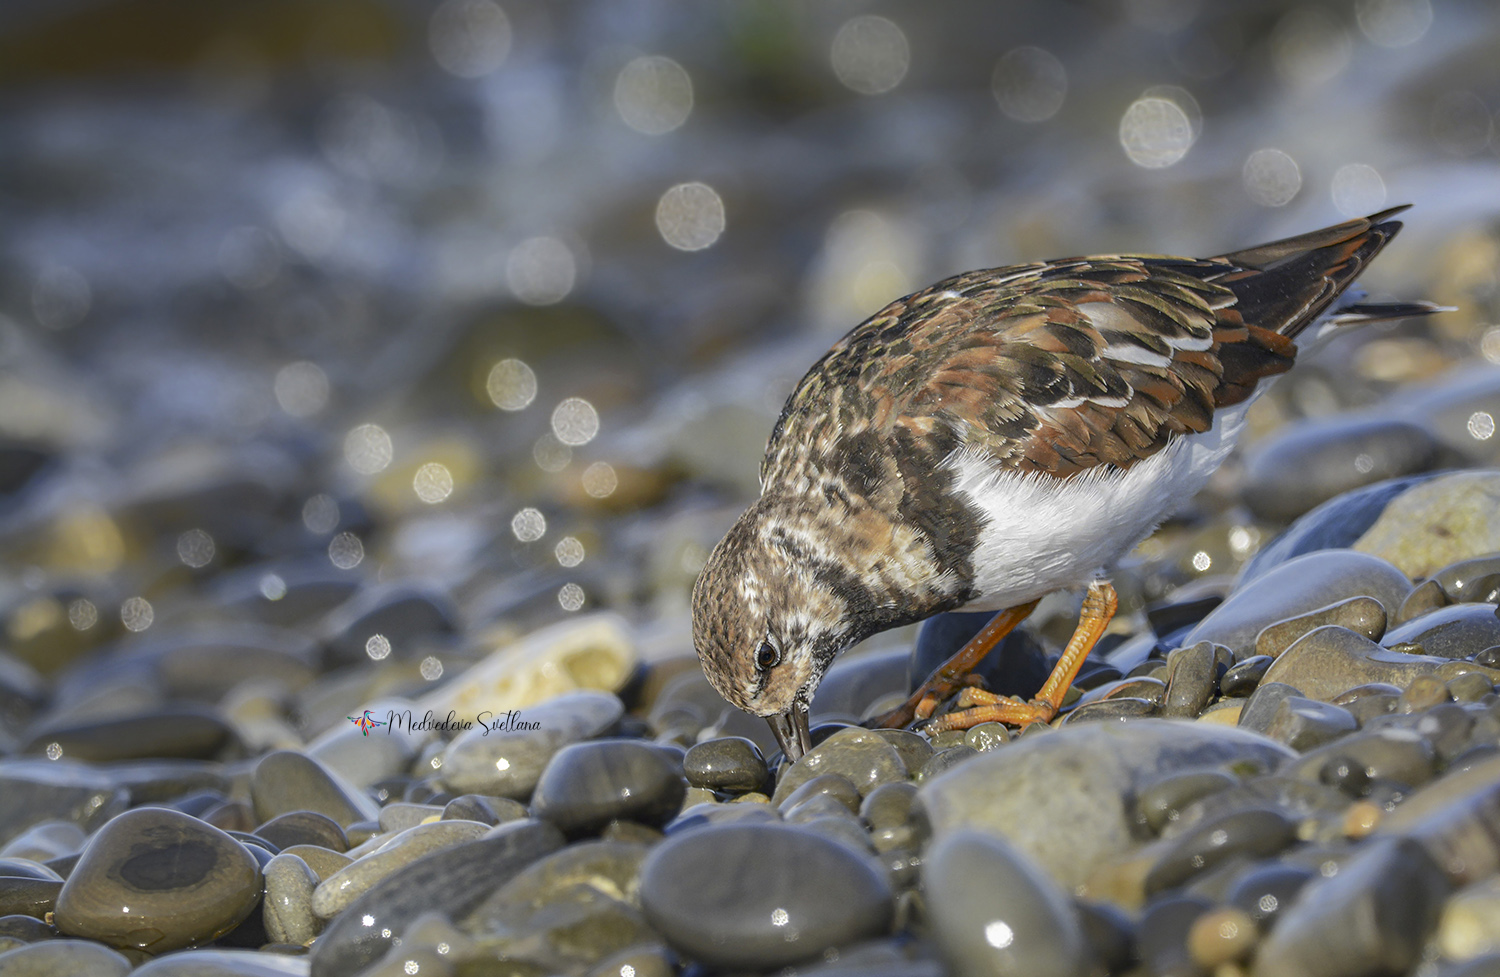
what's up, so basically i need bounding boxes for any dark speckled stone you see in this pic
[53,807,261,952]
[683,737,767,792]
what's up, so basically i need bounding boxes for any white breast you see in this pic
[945,399,1253,611]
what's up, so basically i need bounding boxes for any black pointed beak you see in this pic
[767,706,812,762]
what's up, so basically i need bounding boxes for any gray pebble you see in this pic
[1163,641,1218,717]
[1222,656,1273,697]
[263,852,321,945]
[1261,626,1449,702]
[1238,682,1303,734]
[530,739,686,834]
[439,691,623,799]
[1255,596,1387,659]
[1136,769,1238,835]
[1145,807,1297,894]
[640,822,894,970]
[254,811,348,853]
[771,728,908,805]
[683,736,767,792]
[1383,603,1500,659]
[0,940,132,977]
[441,794,525,825]
[924,829,1089,977]
[311,819,490,918]
[250,751,379,828]
[1264,697,1358,751]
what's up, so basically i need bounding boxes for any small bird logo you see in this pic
[347,709,386,736]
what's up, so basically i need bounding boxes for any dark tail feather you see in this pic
[1328,300,1455,324]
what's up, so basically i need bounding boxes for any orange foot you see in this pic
[922,579,1119,734]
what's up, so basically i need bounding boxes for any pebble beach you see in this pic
[4,2,1500,976]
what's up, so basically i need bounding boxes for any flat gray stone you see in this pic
[1261,627,1451,702]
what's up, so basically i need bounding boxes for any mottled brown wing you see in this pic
[763,207,1415,484]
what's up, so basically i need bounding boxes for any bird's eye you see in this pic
[755,640,780,671]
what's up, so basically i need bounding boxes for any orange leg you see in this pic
[924,580,1119,733]
[870,600,1040,730]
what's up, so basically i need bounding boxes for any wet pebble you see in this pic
[1060,697,1157,724]
[1137,895,1212,977]
[439,690,623,799]
[1222,655,1272,697]
[311,819,489,918]
[1353,471,1500,579]
[1237,682,1303,734]
[262,852,321,946]
[1136,769,1238,834]
[1187,904,1258,968]
[20,707,235,764]
[1145,807,1297,895]
[1227,862,1314,931]
[279,845,350,882]
[530,739,686,835]
[1264,697,1358,750]
[0,880,59,920]
[1255,596,1387,659]
[1383,603,1500,659]
[1162,641,1218,718]
[683,736,767,792]
[0,759,127,849]
[639,822,894,970]
[254,812,348,853]
[771,727,908,805]
[441,794,525,825]
[131,948,313,975]
[1261,626,1449,702]
[923,829,1089,977]
[0,939,132,976]
[250,751,379,828]
[1180,550,1411,660]
[54,807,261,952]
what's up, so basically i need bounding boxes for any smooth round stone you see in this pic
[149,627,321,703]
[917,746,979,782]
[320,583,459,665]
[1188,905,1258,968]
[250,751,379,828]
[1433,555,1500,604]
[255,812,348,853]
[0,914,54,943]
[212,560,361,628]
[54,807,261,952]
[130,948,314,975]
[1136,770,1238,835]
[1264,697,1358,751]
[1228,863,1314,930]
[20,707,235,764]
[640,823,893,969]
[1397,579,1449,625]
[924,829,1089,977]
[664,801,779,835]
[1162,642,1217,718]
[1073,899,1135,974]
[263,853,321,946]
[1398,675,1452,713]
[439,691,623,799]
[0,822,84,862]
[0,862,57,884]
[309,820,564,977]
[1222,656,1273,697]
[279,846,350,883]
[964,723,1010,752]
[441,794,525,825]
[1181,550,1412,661]
[311,819,490,918]
[771,728,909,806]
[1075,676,1168,711]
[586,944,675,977]
[376,803,442,834]
[1353,471,1500,579]
[869,728,935,771]
[1383,603,1500,659]
[1242,416,1442,522]
[1252,837,1451,977]
[1059,698,1157,725]
[0,879,60,920]
[918,721,1293,891]
[1261,626,1450,702]
[1450,672,1497,701]
[1255,596,1388,660]
[683,737,768,792]
[530,740,685,835]
[1291,727,1437,788]
[778,774,864,816]
[0,759,128,849]
[1138,895,1213,977]
[0,939,131,976]
[1236,683,1303,734]
[785,793,859,826]
[1145,807,1297,894]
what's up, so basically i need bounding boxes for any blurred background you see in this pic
[3,0,1500,715]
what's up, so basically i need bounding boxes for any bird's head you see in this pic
[691,497,858,761]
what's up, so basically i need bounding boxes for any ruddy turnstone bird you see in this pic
[692,206,1440,760]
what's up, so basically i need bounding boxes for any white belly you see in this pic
[945,400,1253,610]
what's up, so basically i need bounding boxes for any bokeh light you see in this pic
[555,536,585,567]
[1355,0,1433,48]
[551,397,600,446]
[830,16,910,95]
[558,582,585,612]
[329,532,365,569]
[1331,163,1387,216]
[366,634,392,660]
[614,56,694,135]
[582,461,618,499]
[420,655,444,680]
[486,358,538,411]
[413,462,455,504]
[345,424,394,474]
[512,507,547,542]
[1242,149,1302,207]
[259,574,287,600]
[303,494,341,535]
[429,0,512,78]
[533,434,573,472]
[67,598,97,631]
[120,596,154,632]
[1119,97,1194,168]
[176,529,215,568]
[274,361,330,418]
[655,183,725,251]
[991,47,1067,123]
[506,237,577,305]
